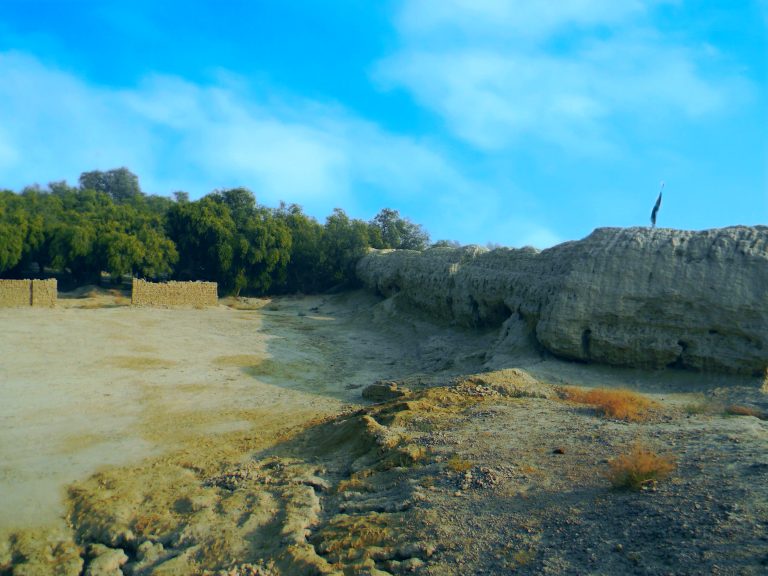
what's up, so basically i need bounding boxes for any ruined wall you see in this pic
[31,279,58,307]
[0,279,57,307]
[357,226,768,375]
[131,279,219,307]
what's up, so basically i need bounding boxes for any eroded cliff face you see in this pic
[357,226,768,375]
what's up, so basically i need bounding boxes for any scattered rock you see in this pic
[401,557,425,571]
[363,381,411,402]
[455,368,555,399]
[85,544,128,576]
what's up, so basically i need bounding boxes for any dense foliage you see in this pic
[0,168,431,295]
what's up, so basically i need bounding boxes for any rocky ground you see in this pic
[1,290,766,575]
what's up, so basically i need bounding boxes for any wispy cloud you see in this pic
[0,51,467,217]
[0,51,155,178]
[396,0,662,40]
[1,50,562,246]
[376,0,749,153]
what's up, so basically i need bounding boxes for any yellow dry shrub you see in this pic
[607,444,676,490]
[561,387,658,422]
[446,455,472,473]
[725,405,766,420]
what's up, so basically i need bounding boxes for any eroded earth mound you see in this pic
[5,368,767,575]
[357,226,768,375]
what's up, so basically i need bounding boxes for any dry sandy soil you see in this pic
[1,288,766,575]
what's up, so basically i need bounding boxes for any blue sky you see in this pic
[0,0,766,247]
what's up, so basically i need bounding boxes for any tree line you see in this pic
[0,167,431,295]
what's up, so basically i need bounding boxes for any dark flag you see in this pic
[651,182,664,228]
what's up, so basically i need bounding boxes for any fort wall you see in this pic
[131,279,218,307]
[0,279,57,307]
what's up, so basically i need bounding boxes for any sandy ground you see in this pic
[0,289,434,534]
[1,288,766,575]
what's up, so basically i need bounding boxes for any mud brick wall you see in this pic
[131,279,219,307]
[31,279,57,307]
[0,280,32,307]
[0,279,57,307]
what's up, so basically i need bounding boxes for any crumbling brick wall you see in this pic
[131,279,218,307]
[31,279,57,307]
[0,279,57,307]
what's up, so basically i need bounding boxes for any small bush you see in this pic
[511,549,536,567]
[446,455,472,473]
[725,405,766,420]
[336,477,373,494]
[561,387,658,422]
[683,399,715,415]
[607,444,676,490]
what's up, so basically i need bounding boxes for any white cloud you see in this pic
[397,0,659,41]
[0,51,155,183]
[0,51,476,220]
[0,128,20,170]
[3,50,553,246]
[378,0,747,153]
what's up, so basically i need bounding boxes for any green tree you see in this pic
[211,189,292,295]
[431,239,461,248]
[167,190,292,295]
[370,208,430,250]
[173,191,190,204]
[321,208,371,286]
[26,182,178,282]
[135,225,178,278]
[2,170,433,293]
[0,191,29,274]
[234,207,292,295]
[276,203,326,293]
[214,187,256,224]
[48,217,99,283]
[96,204,178,280]
[79,167,142,204]
[167,196,236,284]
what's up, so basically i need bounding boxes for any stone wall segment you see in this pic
[131,279,219,307]
[31,279,57,307]
[0,279,57,307]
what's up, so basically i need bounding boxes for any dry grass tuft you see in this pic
[213,354,264,368]
[336,476,374,494]
[107,356,176,370]
[725,404,767,420]
[446,455,473,473]
[221,297,269,310]
[75,300,107,309]
[132,512,171,538]
[511,548,537,568]
[683,399,716,415]
[311,513,394,562]
[607,444,676,490]
[560,387,658,422]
